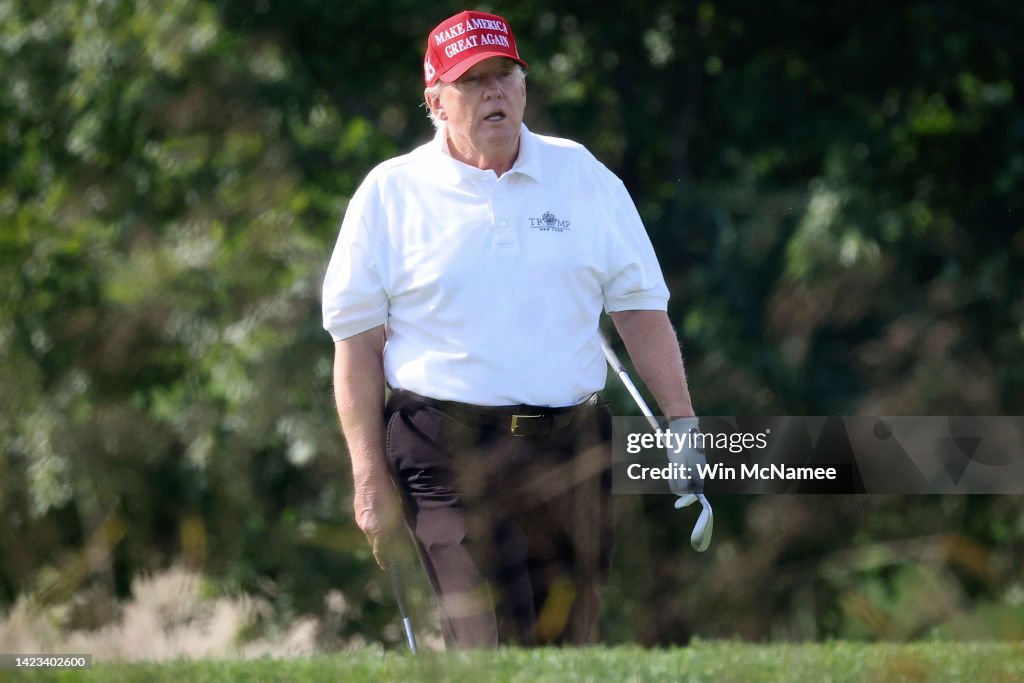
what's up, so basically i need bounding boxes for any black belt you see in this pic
[394,390,601,437]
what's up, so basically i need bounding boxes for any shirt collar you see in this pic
[510,125,543,183]
[429,123,543,185]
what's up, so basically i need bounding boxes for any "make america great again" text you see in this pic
[434,17,511,58]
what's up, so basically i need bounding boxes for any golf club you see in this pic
[600,333,714,552]
[387,558,418,653]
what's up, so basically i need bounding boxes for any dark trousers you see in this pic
[384,390,614,648]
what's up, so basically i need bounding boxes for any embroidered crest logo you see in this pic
[529,211,571,232]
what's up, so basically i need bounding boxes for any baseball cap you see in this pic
[423,10,528,86]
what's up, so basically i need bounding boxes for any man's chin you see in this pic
[478,126,519,147]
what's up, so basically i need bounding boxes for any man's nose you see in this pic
[482,75,504,98]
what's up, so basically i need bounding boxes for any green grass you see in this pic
[12,642,1024,682]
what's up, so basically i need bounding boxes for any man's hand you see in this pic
[666,417,706,501]
[354,475,404,569]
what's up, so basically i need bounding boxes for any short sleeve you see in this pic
[322,178,389,341]
[601,178,670,313]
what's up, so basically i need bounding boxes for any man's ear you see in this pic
[424,92,445,120]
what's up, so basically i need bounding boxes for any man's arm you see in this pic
[333,325,401,568]
[609,309,695,418]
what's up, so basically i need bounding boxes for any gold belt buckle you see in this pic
[510,414,544,436]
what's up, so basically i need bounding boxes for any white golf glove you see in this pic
[667,417,706,500]
[667,417,714,552]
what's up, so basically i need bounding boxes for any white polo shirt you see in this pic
[322,124,669,407]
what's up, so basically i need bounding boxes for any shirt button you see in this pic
[499,220,507,227]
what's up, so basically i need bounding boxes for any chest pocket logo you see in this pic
[528,211,572,233]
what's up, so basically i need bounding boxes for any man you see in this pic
[323,10,696,648]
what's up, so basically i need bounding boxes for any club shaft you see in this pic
[401,617,416,653]
[600,334,660,430]
[388,559,418,653]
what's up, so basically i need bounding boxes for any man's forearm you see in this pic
[333,326,388,484]
[333,326,400,565]
[610,309,695,418]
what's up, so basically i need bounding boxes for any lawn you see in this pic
[10,641,1024,682]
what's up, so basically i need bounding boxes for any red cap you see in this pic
[423,11,528,86]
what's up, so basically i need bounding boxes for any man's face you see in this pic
[427,58,527,159]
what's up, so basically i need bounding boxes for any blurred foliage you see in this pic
[1,0,1023,647]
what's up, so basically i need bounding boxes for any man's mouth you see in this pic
[483,111,506,122]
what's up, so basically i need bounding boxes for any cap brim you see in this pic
[438,51,529,83]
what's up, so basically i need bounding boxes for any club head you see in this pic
[675,493,713,552]
[674,493,698,508]
[691,494,713,552]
